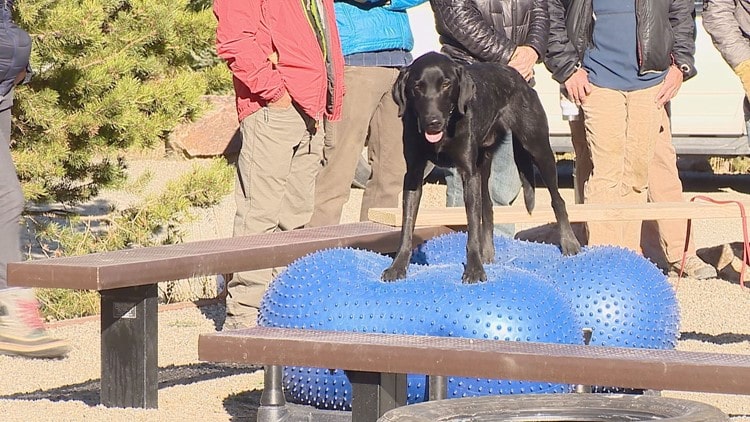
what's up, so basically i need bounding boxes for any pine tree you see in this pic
[11,0,231,204]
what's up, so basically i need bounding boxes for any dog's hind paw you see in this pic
[560,236,582,256]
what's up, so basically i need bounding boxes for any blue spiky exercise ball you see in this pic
[259,248,583,410]
[549,246,680,349]
[417,233,680,350]
[412,231,562,274]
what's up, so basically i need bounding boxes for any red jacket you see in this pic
[214,0,344,122]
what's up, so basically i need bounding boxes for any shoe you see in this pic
[222,309,259,331]
[0,288,70,358]
[668,255,718,280]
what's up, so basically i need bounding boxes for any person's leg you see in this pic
[643,108,716,278]
[308,66,388,227]
[487,133,522,236]
[359,67,406,221]
[0,104,69,358]
[277,114,324,231]
[444,166,464,206]
[569,118,590,205]
[226,105,311,328]
[583,84,661,251]
[445,133,521,237]
[0,106,22,290]
[581,86,633,249]
[616,84,662,250]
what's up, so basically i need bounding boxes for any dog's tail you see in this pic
[520,173,535,214]
[514,146,536,214]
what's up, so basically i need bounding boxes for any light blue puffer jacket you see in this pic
[334,0,428,56]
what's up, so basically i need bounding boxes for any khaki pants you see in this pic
[580,84,662,251]
[573,93,696,263]
[308,66,405,226]
[227,105,323,322]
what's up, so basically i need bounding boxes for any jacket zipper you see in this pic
[511,0,518,45]
[635,0,643,69]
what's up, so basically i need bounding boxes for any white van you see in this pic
[406,1,750,156]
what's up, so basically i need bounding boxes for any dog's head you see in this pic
[393,52,476,144]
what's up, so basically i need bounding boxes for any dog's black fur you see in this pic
[382,52,581,283]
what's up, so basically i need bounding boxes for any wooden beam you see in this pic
[199,327,750,396]
[368,201,750,227]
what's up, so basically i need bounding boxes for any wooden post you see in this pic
[100,284,158,408]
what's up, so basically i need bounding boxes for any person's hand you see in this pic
[508,46,538,81]
[734,59,750,100]
[268,51,278,65]
[269,89,292,109]
[655,65,683,108]
[563,67,592,105]
[13,70,26,86]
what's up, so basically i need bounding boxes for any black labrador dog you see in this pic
[382,52,581,284]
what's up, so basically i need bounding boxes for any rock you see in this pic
[697,242,749,285]
[167,95,241,158]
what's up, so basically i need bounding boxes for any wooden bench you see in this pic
[198,326,750,421]
[6,222,452,409]
[368,200,750,226]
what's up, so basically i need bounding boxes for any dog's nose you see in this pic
[425,117,442,130]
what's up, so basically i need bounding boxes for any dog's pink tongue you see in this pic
[425,132,443,143]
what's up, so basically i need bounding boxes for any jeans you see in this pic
[0,101,23,290]
[444,133,522,237]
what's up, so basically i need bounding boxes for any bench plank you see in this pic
[199,326,750,396]
[368,201,750,227]
[7,222,452,291]
[6,222,452,409]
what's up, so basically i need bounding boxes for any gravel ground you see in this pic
[1,157,749,421]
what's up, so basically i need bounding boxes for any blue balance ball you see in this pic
[259,248,582,410]
[549,246,680,349]
[416,233,680,350]
[413,231,562,274]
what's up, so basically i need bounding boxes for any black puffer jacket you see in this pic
[0,0,31,98]
[544,0,697,84]
[431,0,549,65]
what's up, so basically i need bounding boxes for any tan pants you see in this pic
[227,105,323,321]
[308,66,405,226]
[573,94,696,263]
[580,84,662,251]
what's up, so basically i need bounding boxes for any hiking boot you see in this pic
[0,288,70,358]
[668,255,718,280]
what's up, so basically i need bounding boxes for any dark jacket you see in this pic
[544,0,697,84]
[431,0,549,65]
[0,0,31,99]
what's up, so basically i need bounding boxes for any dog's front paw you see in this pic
[461,265,487,284]
[560,235,582,256]
[382,265,407,282]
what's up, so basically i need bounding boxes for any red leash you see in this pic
[680,195,749,287]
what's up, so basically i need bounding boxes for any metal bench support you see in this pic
[346,371,407,421]
[100,284,158,408]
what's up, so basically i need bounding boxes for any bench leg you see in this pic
[346,371,407,421]
[428,375,447,401]
[257,365,289,422]
[100,284,158,408]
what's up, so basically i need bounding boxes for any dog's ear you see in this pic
[456,66,476,115]
[392,67,410,117]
